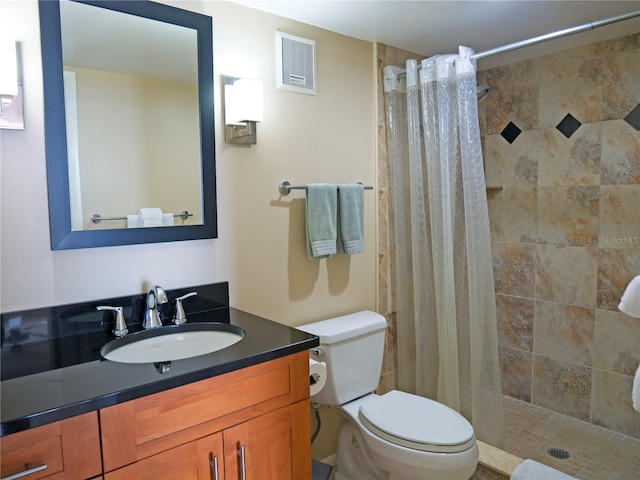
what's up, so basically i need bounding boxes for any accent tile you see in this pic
[501,121,522,144]
[536,245,598,307]
[623,102,640,131]
[532,355,592,421]
[597,248,640,310]
[534,300,595,367]
[556,113,582,139]
[496,294,534,351]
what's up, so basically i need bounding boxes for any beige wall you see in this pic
[0,0,376,326]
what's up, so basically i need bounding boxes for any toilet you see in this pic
[298,311,478,480]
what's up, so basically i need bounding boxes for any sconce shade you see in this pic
[223,76,263,145]
[224,78,263,125]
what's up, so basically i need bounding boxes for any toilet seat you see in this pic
[358,390,476,453]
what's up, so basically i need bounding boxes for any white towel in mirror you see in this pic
[137,208,164,227]
[163,213,175,226]
[126,215,139,228]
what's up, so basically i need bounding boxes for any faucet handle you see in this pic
[97,306,128,337]
[172,292,197,325]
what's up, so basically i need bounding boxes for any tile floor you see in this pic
[504,396,640,479]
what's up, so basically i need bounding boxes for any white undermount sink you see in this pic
[100,322,245,364]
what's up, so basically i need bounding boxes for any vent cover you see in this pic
[276,31,316,95]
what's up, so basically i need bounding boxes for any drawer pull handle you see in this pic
[1,463,48,480]
[209,455,219,480]
[238,445,247,480]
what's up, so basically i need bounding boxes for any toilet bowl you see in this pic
[298,311,478,480]
[336,392,478,480]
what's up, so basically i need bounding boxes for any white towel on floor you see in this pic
[618,275,640,318]
[633,363,640,412]
[511,459,577,480]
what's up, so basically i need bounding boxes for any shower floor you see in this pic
[504,396,640,479]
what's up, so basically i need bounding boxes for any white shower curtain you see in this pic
[384,47,505,447]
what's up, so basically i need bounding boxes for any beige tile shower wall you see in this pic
[482,34,640,438]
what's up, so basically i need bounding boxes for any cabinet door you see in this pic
[223,400,311,480]
[105,433,224,480]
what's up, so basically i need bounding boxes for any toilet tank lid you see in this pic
[297,311,387,344]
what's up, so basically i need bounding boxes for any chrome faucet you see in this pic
[143,285,168,329]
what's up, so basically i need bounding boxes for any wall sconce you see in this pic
[0,35,24,130]
[224,76,263,145]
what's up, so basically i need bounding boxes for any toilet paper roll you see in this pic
[309,358,327,396]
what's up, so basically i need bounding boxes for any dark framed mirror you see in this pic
[39,0,217,249]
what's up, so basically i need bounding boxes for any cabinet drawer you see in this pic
[1,435,63,479]
[0,412,101,480]
[100,351,309,472]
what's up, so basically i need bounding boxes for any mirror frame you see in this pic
[39,0,217,250]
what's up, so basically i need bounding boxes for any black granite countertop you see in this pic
[0,284,318,436]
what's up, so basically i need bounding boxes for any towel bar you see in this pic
[91,210,193,224]
[279,180,373,196]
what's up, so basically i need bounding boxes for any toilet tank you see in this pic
[298,311,387,406]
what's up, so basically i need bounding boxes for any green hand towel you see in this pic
[306,183,338,260]
[337,184,365,255]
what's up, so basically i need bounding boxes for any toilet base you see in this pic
[335,420,386,480]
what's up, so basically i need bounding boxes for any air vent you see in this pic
[276,31,316,95]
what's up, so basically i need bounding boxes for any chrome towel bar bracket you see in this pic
[279,180,373,196]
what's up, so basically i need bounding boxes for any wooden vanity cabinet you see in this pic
[0,412,101,480]
[104,432,224,479]
[100,351,311,480]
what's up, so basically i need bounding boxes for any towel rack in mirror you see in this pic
[279,180,374,196]
[91,210,193,224]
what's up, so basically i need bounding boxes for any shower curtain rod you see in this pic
[396,9,640,78]
[470,9,640,61]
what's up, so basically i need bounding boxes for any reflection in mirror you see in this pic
[39,0,217,249]
[61,0,202,231]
